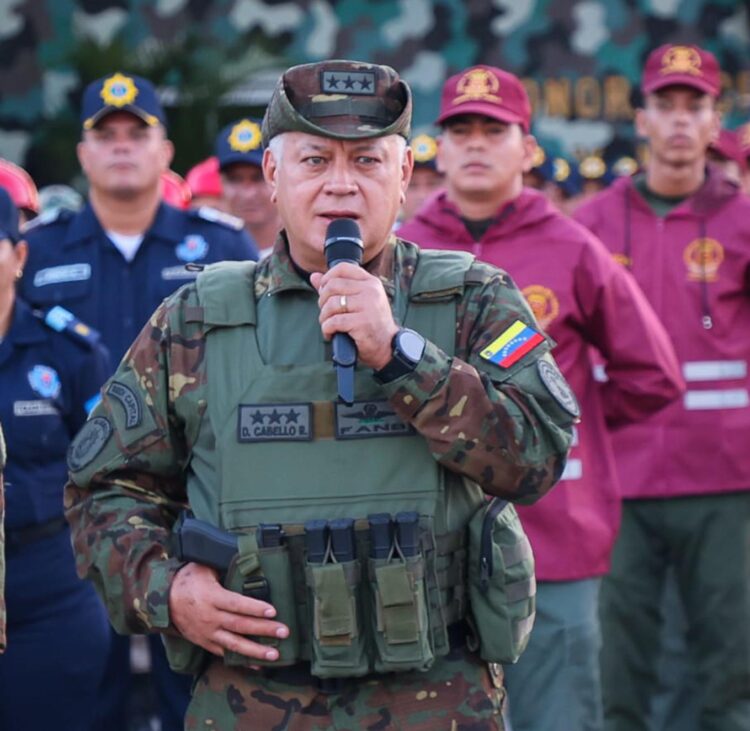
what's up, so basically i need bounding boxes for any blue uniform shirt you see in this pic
[1,299,110,530]
[21,201,258,363]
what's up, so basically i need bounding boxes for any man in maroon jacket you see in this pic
[398,65,684,731]
[574,44,750,731]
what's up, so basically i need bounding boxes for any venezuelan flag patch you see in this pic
[480,320,545,369]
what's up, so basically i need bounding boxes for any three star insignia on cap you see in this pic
[321,71,376,95]
[453,68,502,105]
[228,119,262,152]
[411,134,438,163]
[100,72,139,107]
[661,46,702,76]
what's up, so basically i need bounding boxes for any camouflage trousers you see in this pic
[185,646,505,730]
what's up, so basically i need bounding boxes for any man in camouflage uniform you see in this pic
[65,60,576,730]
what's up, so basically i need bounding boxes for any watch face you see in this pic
[397,328,426,363]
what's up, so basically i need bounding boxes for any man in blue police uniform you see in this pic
[22,72,259,365]
[20,72,259,731]
[215,117,281,254]
[0,187,111,730]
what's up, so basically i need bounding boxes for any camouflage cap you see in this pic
[262,60,411,145]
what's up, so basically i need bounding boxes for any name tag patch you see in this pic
[335,400,414,440]
[237,403,312,442]
[161,265,198,281]
[33,263,92,287]
[13,400,59,417]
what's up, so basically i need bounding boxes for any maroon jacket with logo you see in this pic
[399,188,683,580]
[574,168,750,500]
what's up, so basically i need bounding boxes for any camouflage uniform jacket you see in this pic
[65,235,574,635]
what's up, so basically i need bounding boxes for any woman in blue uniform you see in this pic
[0,188,111,729]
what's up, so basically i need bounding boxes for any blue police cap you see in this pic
[552,157,582,197]
[215,118,264,170]
[0,187,20,243]
[410,133,439,170]
[81,72,166,131]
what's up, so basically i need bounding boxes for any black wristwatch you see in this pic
[374,328,426,383]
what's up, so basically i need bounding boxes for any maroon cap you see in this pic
[436,65,531,132]
[709,129,748,173]
[641,44,720,98]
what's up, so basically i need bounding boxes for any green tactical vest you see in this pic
[165,247,536,677]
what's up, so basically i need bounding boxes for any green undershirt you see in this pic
[633,173,689,217]
[461,217,495,242]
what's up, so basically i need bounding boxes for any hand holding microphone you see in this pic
[310,219,399,403]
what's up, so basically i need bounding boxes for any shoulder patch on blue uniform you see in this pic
[67,416,113,472]
[22,207,72,233]
[192,206,244,231]
[40,306,100,348]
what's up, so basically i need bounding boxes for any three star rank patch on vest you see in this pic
[480,320,545,369]
[238,404,312,442]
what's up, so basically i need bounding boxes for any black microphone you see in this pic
[324,218,364,405]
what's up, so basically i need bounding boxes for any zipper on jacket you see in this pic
[479,497,509,594]
[622,189,632,267]
[625,187,714,330]
[699,219,713,330]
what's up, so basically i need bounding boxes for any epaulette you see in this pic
[22,207,73,234]
[37,305,101,348]
[191,206,244,231]
[466,259,506,287]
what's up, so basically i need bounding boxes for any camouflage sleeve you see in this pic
[64,288,201,634]
[381,263,576,504]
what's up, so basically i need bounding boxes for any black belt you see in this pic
[261,621,468,694]
[5,516,68,551]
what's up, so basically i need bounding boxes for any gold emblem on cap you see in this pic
[579,155,606,179]
[613,156,638,177]
[228,120,262,153]
[660,46,702,76]
[684,237,724,282]
[100,73,139,107]
[553,158,570,182]
[531,145,546,167]
[453,68,502,105]
[411,134,438,163]
[522,285,560,329]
